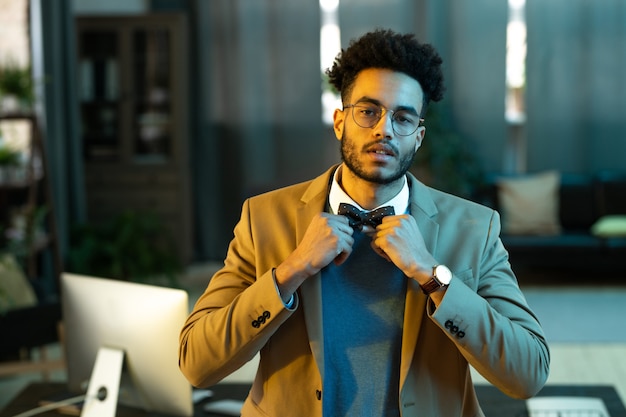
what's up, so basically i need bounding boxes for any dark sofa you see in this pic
[472,171,626,275]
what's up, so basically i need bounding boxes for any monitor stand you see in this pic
[81,346,124,417]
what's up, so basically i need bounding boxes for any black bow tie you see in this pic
[338,203,395,230]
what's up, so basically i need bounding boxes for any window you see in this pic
[320,0,341,125]
[506,0,526,124]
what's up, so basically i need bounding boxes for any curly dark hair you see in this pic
[326,29,445,115]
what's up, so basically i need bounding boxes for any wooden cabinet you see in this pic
[75,14,192,263]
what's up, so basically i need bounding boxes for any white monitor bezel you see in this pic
[61,273,193,417]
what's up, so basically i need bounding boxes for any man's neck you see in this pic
[337,165,406,210]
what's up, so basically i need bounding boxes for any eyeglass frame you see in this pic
[343,102,425,136]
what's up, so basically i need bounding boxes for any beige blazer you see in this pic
[179,166,550,417]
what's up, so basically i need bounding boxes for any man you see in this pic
[179,29,549,416]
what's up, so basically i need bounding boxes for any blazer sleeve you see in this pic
[178,198,296,388]
[429,209,550,399]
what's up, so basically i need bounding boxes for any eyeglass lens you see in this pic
[350,104,420,136]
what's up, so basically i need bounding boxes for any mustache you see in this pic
[364,140,399,156]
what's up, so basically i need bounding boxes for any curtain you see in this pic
[526,0,626,173]
[193,0,510,258]
[30,0,84,281]
[192,0,324,259]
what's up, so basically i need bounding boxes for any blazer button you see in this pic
[316,390,322,400]
[251,311,271,328]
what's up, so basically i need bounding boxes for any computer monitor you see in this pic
[61,273,193,417]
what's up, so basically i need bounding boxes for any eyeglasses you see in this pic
[344,103,424,136]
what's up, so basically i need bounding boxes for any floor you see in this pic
[2,264,626,411]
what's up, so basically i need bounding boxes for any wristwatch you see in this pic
[419,265,452,295]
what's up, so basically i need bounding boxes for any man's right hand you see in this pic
[274,213,354,301]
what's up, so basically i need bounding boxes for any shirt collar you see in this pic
[328,164,410,215]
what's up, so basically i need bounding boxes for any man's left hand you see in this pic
[371,214,436,283]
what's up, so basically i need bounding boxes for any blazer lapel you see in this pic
[399,174,440,387]
[297,166,337,378]
[407,173,440,260]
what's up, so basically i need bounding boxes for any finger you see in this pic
[333,242,353,265]
[339,222,355,236]
[334,250,350,266]
[375,216,403,233]
[371,240,391,262]
[333,235,354,265]
[333,215,354,234]
[380,213,413,227]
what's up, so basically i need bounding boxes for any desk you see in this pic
[475,384,626,416]
[0,383,248,417]
[2,382,625,416]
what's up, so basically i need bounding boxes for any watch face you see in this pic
[435,265,452,285]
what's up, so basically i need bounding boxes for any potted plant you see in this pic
[0,141,22,184]
[1,205,48,270]
[412,103,484,198]
[0,145,20,166]
[67,210,183,287]
[0,61,33,113]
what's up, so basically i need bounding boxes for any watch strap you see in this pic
[420,277,443,295]
[419,265,450,295]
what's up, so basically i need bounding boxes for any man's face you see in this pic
[333,68,426,185]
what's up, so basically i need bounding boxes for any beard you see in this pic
[340,130,416,185]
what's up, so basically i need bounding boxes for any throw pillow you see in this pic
[497,170,562,235]
[590,215,626,237]
[0,253,38,314]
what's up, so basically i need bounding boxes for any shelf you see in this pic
[0,174,43,189]
[0,110,35,120]
[0,112,62,283]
